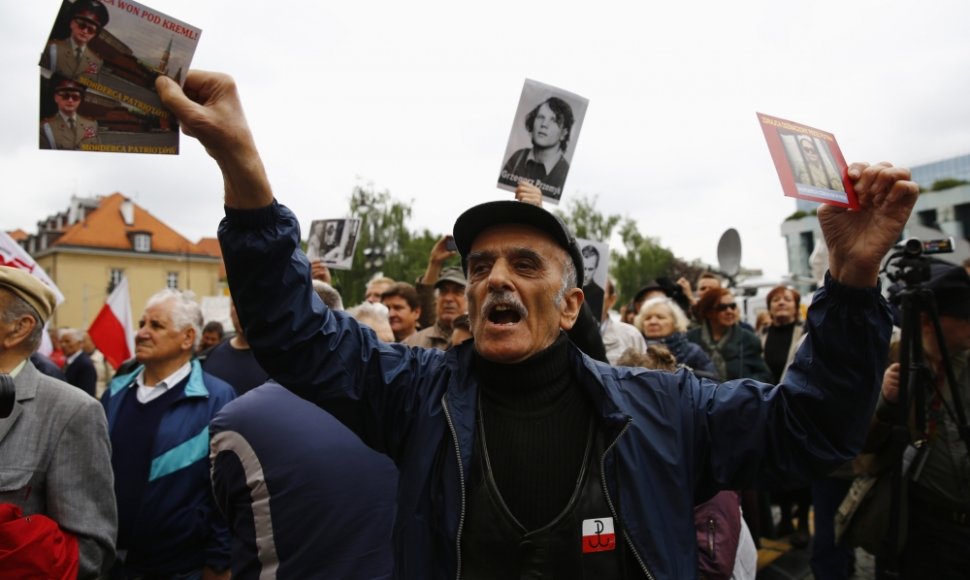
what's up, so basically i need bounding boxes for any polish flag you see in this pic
[0,230,64,356]
[582,517,616,554]
[87,276,134,370]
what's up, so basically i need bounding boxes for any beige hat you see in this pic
[0,267,57,324]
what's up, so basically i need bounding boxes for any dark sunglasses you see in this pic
[715,303,738,312]
[73,18,99,33]
[56,91,82,101]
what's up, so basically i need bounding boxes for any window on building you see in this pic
[166,272,179,289]
[917,209,939,231]
[108,268,124,294]
[133,233,152,253]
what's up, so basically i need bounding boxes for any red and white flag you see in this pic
[87,276,134,370]
[0,231,64,303]
[0,231,64,356]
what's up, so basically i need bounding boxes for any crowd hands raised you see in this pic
[2,67,942,580]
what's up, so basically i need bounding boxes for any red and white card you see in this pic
[758,113,858,209]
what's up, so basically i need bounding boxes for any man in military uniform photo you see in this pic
[40,76,99,151]
[40,0,109,81]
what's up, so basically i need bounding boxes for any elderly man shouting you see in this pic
[158,70,918,579]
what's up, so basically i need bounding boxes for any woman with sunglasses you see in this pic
[687,288,771,383]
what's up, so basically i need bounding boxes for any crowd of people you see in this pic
[2,66,968,580]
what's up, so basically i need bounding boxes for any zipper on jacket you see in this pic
[707,518,716,557]
[442,395,467,580]
[600,418,657,580]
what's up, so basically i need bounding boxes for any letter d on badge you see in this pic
[582,517,616,553]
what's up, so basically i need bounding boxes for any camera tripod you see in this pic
[881,246,970,576]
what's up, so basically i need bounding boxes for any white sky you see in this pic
[4,0,970,279]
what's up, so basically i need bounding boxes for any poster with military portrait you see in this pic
[306,218,363,270]
[38,0,200,154]
[497,79,590,205]
[757,113,859,209]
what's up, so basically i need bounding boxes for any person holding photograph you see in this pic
[40,0,109,81]
[158,69,917,580]
[499,97,574,199]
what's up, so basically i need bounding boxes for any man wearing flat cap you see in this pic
[405,265,468,350]
[0,266,116,578]
[866,262,970,578]
[40,0,109,81]
[40,76,100,150]
[158,70,919,579]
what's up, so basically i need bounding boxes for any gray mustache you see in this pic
[481,291,528,320]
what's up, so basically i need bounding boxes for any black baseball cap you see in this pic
[926,262,970,319]
[453,201,585,287]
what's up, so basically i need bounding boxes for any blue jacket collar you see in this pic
[108,359,209,398]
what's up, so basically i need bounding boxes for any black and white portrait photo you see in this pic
[577,238,609,319]
[306,218,362,270]
[497,79,589,204]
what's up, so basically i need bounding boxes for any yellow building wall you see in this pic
[36,251,220,330]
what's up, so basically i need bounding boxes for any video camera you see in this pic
[884,237,954,295]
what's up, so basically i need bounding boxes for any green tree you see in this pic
[930,178,969,191]
[552,194,708,306]
[610,218,676,304]
[329,184,441,303]
[554,194,621,241]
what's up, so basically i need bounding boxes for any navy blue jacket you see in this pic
[651,332,718,379]
[220,201,891,580]
[65,351,97,397]
[210,382,398,579]
[103,361,235,574]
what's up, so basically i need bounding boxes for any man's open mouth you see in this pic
[486,303,525,325]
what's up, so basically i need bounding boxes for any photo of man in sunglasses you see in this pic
[40,0,109,82]
[40,76,100,151]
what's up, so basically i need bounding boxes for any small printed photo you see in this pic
[38,0,201,154]
[757,113,858,209]
[306,218,362,270]
[577,238,609,319]
[497,79,589,204]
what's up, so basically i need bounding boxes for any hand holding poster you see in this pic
[306,218,363,270]
[757,113,858,209]
[38,0,201,154]
[497,79,589,205]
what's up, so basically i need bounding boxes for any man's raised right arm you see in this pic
[156,72,272,210]
[156,71,442,459]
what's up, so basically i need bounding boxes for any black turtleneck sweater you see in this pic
[764,322,796,383]
[474,334,593,530]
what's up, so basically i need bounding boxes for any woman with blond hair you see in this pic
[635,296,717,379]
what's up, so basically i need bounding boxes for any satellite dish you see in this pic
[717,228,742,279]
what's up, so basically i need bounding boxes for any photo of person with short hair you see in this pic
[498,79,588,204]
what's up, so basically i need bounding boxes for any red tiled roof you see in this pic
[6,229,28,242]
[53,192,210,256]
[196,237,226,279]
